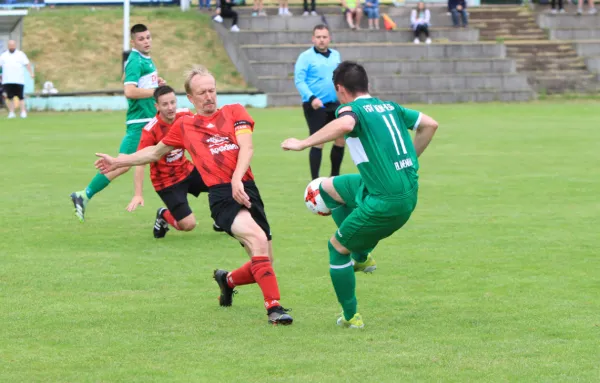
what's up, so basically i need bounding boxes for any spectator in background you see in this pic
[364,0,380,30]
[411,2,431,44]
[303,0,317,16]
[550,0,565,13]
[279,0,292,16]
[252,0,266,16]
[198,0,211,11]
[577,0,597,14]
[342,0,363,30]
[449,0,468,27]
[294,24,345,181]
[213,0,240,32]
[0,40,34,119]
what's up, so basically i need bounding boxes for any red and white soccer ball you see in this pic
[304,177,332,216]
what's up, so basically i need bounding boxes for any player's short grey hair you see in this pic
[184,65,213,94]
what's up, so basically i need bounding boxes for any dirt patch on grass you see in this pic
[24,7,247,92]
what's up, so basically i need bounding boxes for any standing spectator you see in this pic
[0,40,34,119]
[577,0,597,14]
[410,2,431,44]
[342,0,363,30]
[449,0,468,27]
[550,0,564,13]
[303,0,317,16]
[251,0,267,16]
[364,0,380,30]
[198,0,211,11]
[294,24,345,181]
[213,0,240,32]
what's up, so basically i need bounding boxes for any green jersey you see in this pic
[336,96,422,197]
[123,49,158,126]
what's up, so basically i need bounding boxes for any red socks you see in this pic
[225,256,282,310]
[227,261,255,287]
[250,256,281,310]
[162,210,181,230]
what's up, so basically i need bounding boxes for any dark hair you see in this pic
[154,85,175,102]
[332,61,369,94]
[313,24,330,34]
[130,24,148,36]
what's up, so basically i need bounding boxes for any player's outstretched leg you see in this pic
[213,269,237,306]
[70,191,89,223]
[154,208,171,238]
[320,176,378,274]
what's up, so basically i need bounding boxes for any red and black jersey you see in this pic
[161,104,254,187]
[138,109,195,191]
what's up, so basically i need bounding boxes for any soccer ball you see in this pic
[304,177,331,216]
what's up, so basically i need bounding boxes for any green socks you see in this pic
[85,173,111,199]
[329,240,357,321]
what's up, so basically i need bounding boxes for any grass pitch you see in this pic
[1,102,599,382]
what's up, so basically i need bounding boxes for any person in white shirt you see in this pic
[0,40,34,119]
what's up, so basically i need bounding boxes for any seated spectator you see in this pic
[279,0,292,16]
[252,0,267,16]
[550,0,565,14]
[198,0,211,11]
[213,0,240,32]
[342,0,363,30]
[577,0,597,14]
[364,0,380,30]
[449,0,468,27]
[410,2,431,44]
[303,0,317,16]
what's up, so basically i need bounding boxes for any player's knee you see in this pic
[330,236,350,254]
[321,177,344,204]
[244,228,269,255]
[178,216,196,231]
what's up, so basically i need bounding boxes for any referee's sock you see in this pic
[309,147,322,180]
[330,144,345,177]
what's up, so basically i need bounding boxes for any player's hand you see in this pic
[311,97,323,110]
[281,138,306,151]
[232,179,251,209]
[95,153,118,174]
[126,196,145,212]
[158,77,166,86]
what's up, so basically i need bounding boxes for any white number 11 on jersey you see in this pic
[382,114,407,155]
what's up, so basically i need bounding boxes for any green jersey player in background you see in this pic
[281,61,439,329]
[70,24,165,222]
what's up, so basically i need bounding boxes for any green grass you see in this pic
[1,102,600,382]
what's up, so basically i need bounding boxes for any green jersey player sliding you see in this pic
[281,61,439,329]
[70,24,165,222]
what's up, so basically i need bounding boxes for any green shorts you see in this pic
[332,174,418,252]
[118,123,145,154]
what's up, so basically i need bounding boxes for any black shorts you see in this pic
[208,180,272,241]
[302,101,340,135]
[156,168,208,221]
[3,84,24,100]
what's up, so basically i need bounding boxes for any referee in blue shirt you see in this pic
[294,24,345,180]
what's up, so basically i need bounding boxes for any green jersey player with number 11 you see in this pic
[281,61,439,329]
[70,24,164,222]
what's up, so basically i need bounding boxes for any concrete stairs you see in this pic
[214,6,534,105]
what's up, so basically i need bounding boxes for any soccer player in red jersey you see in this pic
[126,85,220,238]
[94,65,293,326]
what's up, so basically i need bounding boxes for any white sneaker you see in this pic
[425,38,432,44]
[284,9,293,16]
[413,38,420,44]
[550,8,557,14]
[577,7,583,14]
[20,111,27,118]
[258,10,267,16]
[213,15,223,23]
[230,25,240,32]
[311,11,318,16]
[7,112,16,119]
[303,11,309,16]
[589,7,597,14]
[559,8,566,13]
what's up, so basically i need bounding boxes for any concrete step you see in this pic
[515,57,586,70]
[575,41,600,56]
[257,73,530,92]
[584,56,600,72]
[537,13,600,29]
[232,13,457,30]
[266,89,535,106]
[232,5,344,16]
[228,28,479,45]
[249,57,516,76]
[550,28,600,40]
[241,42,506,61]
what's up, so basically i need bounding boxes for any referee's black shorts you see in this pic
[302,101,340,135]
[4,83,24,100]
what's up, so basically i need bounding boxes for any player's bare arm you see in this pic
[127,165,146,212]
[124,84,155,100]
[232,133,253,209]
[412,113,439,157]
[281,114,355,151]
[95,142,174,173]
